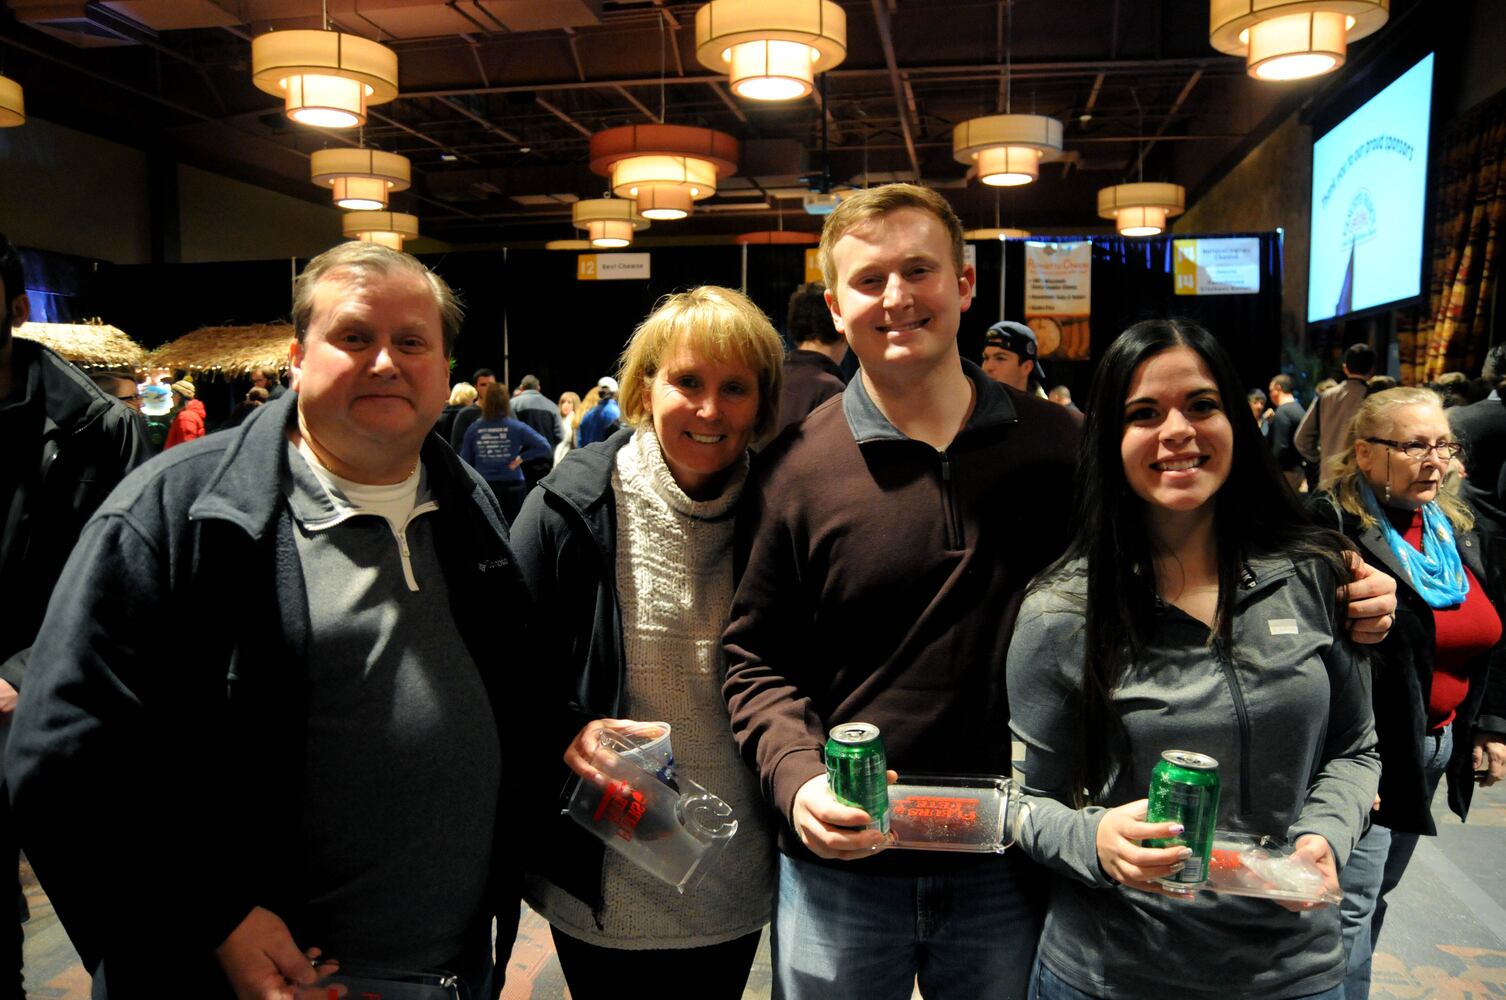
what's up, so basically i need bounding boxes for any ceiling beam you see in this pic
[1131,68,1204,175]
[614,86,663,124]
[707,81,750,124]
[536,96,594,138]
[434,95,523,145]
[869,0,922,180]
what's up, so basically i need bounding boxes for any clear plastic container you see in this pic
[885,773,1019,853]
[1203,832,1342,905]
[566,730,738,893]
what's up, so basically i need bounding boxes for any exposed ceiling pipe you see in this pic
[868,0,922,180]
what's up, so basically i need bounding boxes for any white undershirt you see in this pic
[296,438,421,535]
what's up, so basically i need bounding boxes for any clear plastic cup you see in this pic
[611,721,676,783]
[566,729,737,893]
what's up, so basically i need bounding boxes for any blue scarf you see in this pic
[1360,479,1469,609]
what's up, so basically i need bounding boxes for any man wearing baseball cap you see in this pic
[980,320,1044,394]
[576,375,621,447]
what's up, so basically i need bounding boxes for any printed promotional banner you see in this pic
[1024,241,1091,360]
[578,253,651,280]
[804,248,822,284]
[1173,238,1261,296]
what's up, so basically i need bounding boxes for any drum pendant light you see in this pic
[311,148,411,210]
[342,211,420,251]
[572,198,650,248]
[0,74,24,127]
[952,1,1061,188]
[1209,0,1389,81]
[1097,182,1186,237]
[588,125,739,222]
[252,3,398,129]
[695,0,847,102]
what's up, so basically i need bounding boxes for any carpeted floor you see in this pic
[19,782,1506,999]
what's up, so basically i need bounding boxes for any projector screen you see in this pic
[1308,52,1434,324]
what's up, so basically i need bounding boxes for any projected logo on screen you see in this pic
[1308,53,1433,323]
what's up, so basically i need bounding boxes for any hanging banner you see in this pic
[578,253,651,281]
[1173,238,1261,296]
[1024,241,1091,360]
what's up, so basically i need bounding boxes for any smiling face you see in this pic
[824,207,975,380]
[648,337,760,500]
[1355,402,1452,510]
[1120,346,1234,518]
[290,267,450,484]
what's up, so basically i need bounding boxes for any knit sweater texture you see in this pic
[528,429,774,948]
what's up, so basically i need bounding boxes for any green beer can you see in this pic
[825,722,890,834]
[1145,749,1221,891]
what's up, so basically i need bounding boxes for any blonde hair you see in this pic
[448,382,478,407]
[616,286,786,442]
[1327,386,1473,532]
[817,183,966,290]
[293,241,463,354]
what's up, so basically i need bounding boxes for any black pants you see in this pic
[549,926,761,1000]
[0,782,23,1000]
[488,482,527,527]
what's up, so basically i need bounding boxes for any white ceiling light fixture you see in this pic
[1209,0,1389,81]
[545,239,595,251]
[952,0,1062,187]
[965,228,1032,240]
[1097,182,1185,237]
[572,198,649,248]
[953,115,1064,187]
[251,1,398,130]
[694,0,847,102]
[311,148,411,210]
[589,125,739,222]
[342,210,420,251]
[0,74,23,127]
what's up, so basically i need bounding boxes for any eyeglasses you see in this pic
[1365,437,1464,460]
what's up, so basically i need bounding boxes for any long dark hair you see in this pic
[1046,319,1353,803]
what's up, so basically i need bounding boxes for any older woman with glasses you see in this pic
[1315,386,1506,1000]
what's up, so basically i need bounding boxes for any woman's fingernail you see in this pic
[1169,824,1185,835]
[1178,847,1193,859]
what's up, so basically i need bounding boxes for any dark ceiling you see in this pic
[0,0,1420,247]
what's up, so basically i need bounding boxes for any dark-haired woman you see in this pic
[1007,320,1380,1000]
[1314,386,1506,1000]
[458,382,551,523]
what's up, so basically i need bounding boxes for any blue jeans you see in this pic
[1338,724,1453,1000]
[772,852,1044,1000]
[1029,959,1346,1000]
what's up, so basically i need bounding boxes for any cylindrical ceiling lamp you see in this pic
[311,148,411,210]
[0,74,24,127]
[252,29,399,128]
[342,210,420,250]
[572,198,650,248]
[953,115,1064,187]
[965,228,1032,240]
[1097,182,1186,237]
[589,125,739,221]
[695,0,847,102]
[735,231,819,245]
[545,239,595,250]
[1209,0,1388,81]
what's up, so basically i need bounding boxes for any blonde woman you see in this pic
[512,286,784,999]
[438,381,477,444]
[554,390,582,465]
[1316,387,1506,1000]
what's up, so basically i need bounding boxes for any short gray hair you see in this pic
[293,242,463,354]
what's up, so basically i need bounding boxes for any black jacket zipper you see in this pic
[939,450,964,550]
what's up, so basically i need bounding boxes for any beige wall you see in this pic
[1173,114,1310,347]
[0,116,152,264]
[176,164,343,263]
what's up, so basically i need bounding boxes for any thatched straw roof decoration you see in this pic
[147,323,295,377]
[16,319,147,368]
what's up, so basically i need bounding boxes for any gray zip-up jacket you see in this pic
[1007,552,1378,1000]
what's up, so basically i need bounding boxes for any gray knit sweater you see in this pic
[530,429,775,948]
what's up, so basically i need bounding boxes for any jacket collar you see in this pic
[538,427,635,546]
[842,358,1018,445]
[788,348,846,381]
[14,338,120,436]
[188,391,496,544]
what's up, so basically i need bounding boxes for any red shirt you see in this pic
[1402,510,1501,728]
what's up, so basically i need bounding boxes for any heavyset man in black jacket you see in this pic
[6,243,540,998]
[0,232,147,1000]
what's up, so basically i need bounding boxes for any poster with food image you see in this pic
[1024,241,1091,360]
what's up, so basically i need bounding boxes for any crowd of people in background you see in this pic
[2,179,1504,1000]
